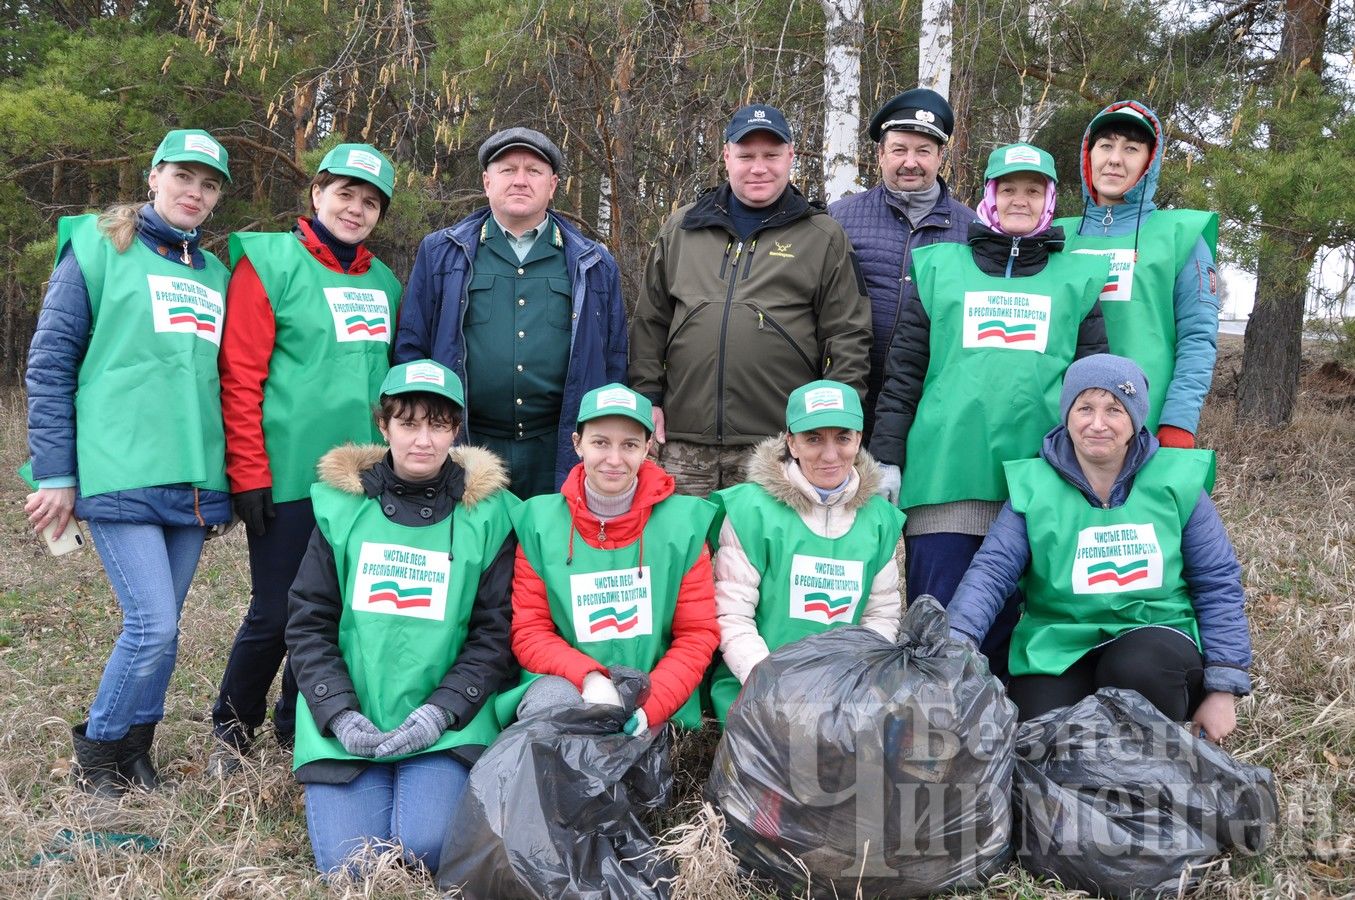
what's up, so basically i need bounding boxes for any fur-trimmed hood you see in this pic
[744,435,884,516]
[316,443,509,508]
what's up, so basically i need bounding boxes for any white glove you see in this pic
[581,671,623,707]
[877,463,901,505]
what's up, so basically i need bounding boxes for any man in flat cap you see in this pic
[829,87,976,440]
[630,103,871,496]
[395,127,627,498]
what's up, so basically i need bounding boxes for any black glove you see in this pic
[233,487,275,537]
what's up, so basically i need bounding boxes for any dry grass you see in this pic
[1,338,1352,897]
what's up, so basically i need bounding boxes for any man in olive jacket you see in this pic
[629,104,872,496]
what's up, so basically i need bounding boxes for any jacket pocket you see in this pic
[464,273,498,326]
[748,303,816,375]
[545,277,574,332]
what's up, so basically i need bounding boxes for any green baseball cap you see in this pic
[318,143,396,199]
[983,142,1057,183]
[152,129,232,182]
[576,383,654,433]
[380,360,464,407]
[785,380,863,433]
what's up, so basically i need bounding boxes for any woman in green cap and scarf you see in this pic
[709,379,905,723]
[24,129,233,797]
[868,143,1111,678]
[212,144,402,768]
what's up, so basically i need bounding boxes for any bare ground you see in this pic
[0,336,1351,898]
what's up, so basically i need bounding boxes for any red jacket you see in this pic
[219,218,378,493]
[511,460,719,725]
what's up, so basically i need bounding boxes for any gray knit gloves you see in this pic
[373,704,454,758]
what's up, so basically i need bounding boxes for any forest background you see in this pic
[0,0,1352,421]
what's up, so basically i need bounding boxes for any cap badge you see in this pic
[597,387,637,410]
[915,110,936,124]
[183,133,221,159]
[753,109,766,119]
[804,387,846,412]
[1117,381,1137,396]
[346,149,383,175]
[1005,146,1041,165]
[407,363,445,386]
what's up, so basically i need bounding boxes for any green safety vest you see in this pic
[292,478,519,769]
[505,492,715,729]
[230,232,401,502]
[1004,448,1215,678]
[707,481,904,723]
[898,242,1109,508]
[58,214,229,497]
[1055,210,1219,431]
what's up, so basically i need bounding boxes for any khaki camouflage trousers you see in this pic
[655,439,754,498]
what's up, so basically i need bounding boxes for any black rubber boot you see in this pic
[118,723,160,790]
[71,722,128,800]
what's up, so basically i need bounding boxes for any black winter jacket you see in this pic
[286,445,518,784]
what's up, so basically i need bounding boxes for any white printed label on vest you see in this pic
[570,566,653,642]
[147,274,225,346]
[1073,248,1136,303]
[1071,523,1164,594]
[352,542,450,621]
[961,290,1052,353]
[789,555,864,624]
[324,287,391,343]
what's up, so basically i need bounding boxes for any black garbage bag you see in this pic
[437,667,675,899]
[1014,687,1278,898]
[706,597,1017,898]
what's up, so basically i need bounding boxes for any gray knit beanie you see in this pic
[1059,354,1150,434]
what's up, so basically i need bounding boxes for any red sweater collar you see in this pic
[295,216,374,274]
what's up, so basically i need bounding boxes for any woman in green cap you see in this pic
[24,129,233,796]
[508,383,719,736]
[868,143,1112,678]
[285,359,519,876]
[709,379,905,723]
[212,143,402,769]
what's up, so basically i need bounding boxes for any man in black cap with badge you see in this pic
[395,127,627,499]
[630,103,871,496]
[829,88,976,443]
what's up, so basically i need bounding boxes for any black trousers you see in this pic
[1008,625,1205,722]
[211,497,314,744]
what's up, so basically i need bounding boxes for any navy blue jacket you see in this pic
[946,428,1252,696]
[25,205,231,526]
[828,179,976,434]
[394,208,627,490]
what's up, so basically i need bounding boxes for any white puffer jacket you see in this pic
[714,436,903,684]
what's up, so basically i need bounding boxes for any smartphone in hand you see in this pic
[41,519,86,556]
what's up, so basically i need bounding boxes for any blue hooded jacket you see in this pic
[1066,101,1221,435]
[946,426,1252,696]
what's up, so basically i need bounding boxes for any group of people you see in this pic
[23,85,1252,880]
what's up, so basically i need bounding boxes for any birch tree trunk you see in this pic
[820,0,864,202]
[918,0,952,100]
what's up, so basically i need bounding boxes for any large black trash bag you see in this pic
[706,597,1017,898]
[1014,687,1279,898]
[437,667,675,899]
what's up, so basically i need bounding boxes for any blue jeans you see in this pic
[85,521,206,741]
[304,753,471,876]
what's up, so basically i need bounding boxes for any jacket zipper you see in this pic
[715,239,743,443]
[1004,237,1021,278]
[753,304,816,374]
